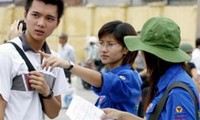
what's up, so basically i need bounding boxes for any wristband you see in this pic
[42,90,54,99]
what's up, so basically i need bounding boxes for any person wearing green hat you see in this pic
[180,43,200,92]
[101,17,200,120]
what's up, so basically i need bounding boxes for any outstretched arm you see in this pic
[40,51,103,88]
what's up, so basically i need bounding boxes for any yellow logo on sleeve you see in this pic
[176,106,183,113]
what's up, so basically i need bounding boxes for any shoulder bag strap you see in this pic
[149,82,198,120]
[8,42,45,111]
[8,42,35,71]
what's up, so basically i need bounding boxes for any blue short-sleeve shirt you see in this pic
[146,65,200,120]
[92,64,142,115]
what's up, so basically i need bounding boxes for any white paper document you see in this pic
[66,95,105,120]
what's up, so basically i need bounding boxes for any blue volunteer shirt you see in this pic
[92,64,142,115]
[146,65,200,120]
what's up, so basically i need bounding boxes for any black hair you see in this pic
[195,38,200,48]
[24,0,64,20]
[17,20,26,31]
[143,51,186,111]
[98,20,137,66]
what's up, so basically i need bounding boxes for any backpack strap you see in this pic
[8,42,44,111]
[8,42,35,71]
[149,82,198,120]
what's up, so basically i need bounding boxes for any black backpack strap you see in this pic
[149,82,198,120]
[8,42,44,111]
[8,42,35,71]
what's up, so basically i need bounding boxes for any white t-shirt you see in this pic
[0,37,69,120]
[191,48,200,75]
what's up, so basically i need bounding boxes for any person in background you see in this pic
[101,17,200,120]
[81,36,101,90]
[40,20,142,115]
[58,33,76,84]
[85,36,104,72]
[85,36,98,61]
[191,38,200,76]
[0,0,69,120]
[180,43,200,92]
[8,20,26,40]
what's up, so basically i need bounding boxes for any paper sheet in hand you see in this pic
[66,95,105,120]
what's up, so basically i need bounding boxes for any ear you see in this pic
[122,47,129,55]
[24,12,27,22]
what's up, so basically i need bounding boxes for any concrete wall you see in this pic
[0,5,197,62]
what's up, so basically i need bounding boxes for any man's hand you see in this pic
[29,71,50,97]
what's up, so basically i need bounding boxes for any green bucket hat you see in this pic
[124,17,190,63]
[180,43,193,53]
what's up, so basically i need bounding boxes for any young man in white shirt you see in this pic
[0,0,69,120]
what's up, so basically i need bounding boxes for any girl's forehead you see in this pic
[99,34,116,42]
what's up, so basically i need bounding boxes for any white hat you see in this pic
[87,36,98,43]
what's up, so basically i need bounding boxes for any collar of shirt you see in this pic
[108,64,132,74]
[19,32,51,54]
[156,65,184,94]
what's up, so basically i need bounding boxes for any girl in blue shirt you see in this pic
[101,17,200,120]
[40,21,142,115]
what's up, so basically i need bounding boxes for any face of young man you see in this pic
[24,0,60,43]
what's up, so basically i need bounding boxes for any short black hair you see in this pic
[24,0,64,20]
